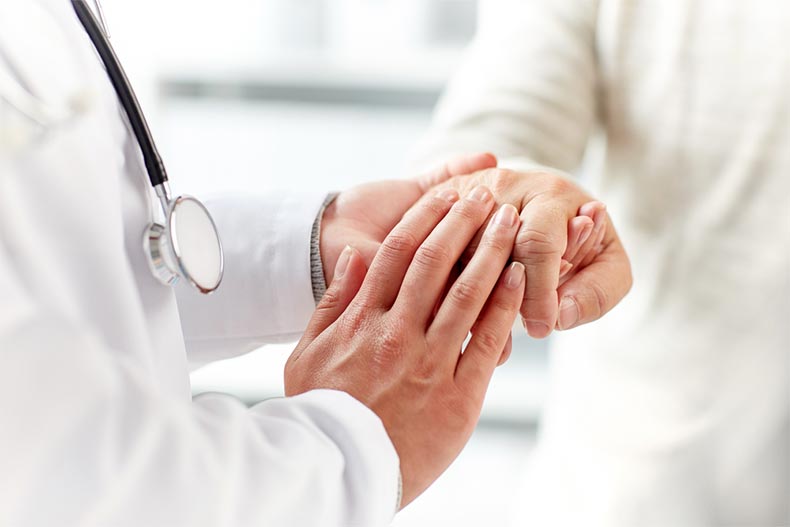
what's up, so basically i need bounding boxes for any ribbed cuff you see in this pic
[310,192,340,305]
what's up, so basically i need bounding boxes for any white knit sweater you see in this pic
[416,1,790,525]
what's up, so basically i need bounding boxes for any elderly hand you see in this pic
[429,167,632,338]
[320,156,610,338]
[287,186,525,507]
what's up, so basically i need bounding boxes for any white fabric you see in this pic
[0,0,399,525]
[415,1,790,526]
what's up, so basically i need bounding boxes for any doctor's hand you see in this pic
[320,153,606,303]
[428,167,632,338]
[319,152,499,286]
[286,186,525,507]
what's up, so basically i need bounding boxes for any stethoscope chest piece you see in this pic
[72,0,225,295]
[144,196,224,294]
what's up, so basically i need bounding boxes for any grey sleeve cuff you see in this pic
[310,193,340,305]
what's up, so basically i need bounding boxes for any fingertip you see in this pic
[570,215,594,229]
[557,295,580,330]
[478,152,498,168]
[435,188,460,203]
[343,247,369,282]
[568,216,594,248]
[309,246,368,340]
[592,207,608,226]
[579,201,607,218]
[559,260,574,278]
[334,245,354,280]
[525,321,552,339]
[504,261,526,290]
[329,245,367,292]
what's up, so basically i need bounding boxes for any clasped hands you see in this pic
[285,153,632,507]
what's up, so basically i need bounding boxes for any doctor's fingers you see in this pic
[354,189,460,308]
[556,237,632,331]
[455,263,525,398]
[416,153,498,192]
[300,246,368,343]
[391,189,499,323]
[427,204,521,356]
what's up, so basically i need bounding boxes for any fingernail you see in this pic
[576,222,594,247]
[468,185,491,202]
[558,296,579,330]
[436,189,459,202]
[493,204,519,227]
[504,262,525,289]
[559,260,573,278]
[335,246,353,279]
[525,321,551,338]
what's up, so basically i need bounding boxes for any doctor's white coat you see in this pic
[0,1,400,525]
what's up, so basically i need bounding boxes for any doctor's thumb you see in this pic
[303,246,367,341]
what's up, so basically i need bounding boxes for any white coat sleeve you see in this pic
[0,242,400,527]
[412,0,599,174]
[175,191,328,366]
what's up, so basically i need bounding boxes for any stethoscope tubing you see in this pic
[71,0,168,189]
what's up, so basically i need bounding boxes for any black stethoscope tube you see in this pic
[71,0,168,189]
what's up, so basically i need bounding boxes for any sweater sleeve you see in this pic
[412,0,600,174]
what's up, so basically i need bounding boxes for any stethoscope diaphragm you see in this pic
[72,0,223,294]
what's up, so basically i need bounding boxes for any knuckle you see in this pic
[490,168,517,192]
[543,175,574,196]
[592,281,611,316]
[554,178,574,195]
[380,331,401,354]
[451,200,484,222]
[587,279,610,319]
[449,280,483,308]
[490,291,519,315]
[424,194,452,215]
[338,305,368,334]
[354,328,401,380]
[413,241,452,269]
[479,230,515,254]
[412,357,438,383]
[473,329,502,357]
[381,230,420,259]
[375,326,405,364]
[317,287,343,312]
[515,228,562,259]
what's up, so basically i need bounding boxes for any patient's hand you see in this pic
[560,200,608,286]
[428,167,631,337]
[320,155,607,325]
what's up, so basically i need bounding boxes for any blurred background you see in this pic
[104,1,543,524]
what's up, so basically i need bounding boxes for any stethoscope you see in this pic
[71,0,224,294]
